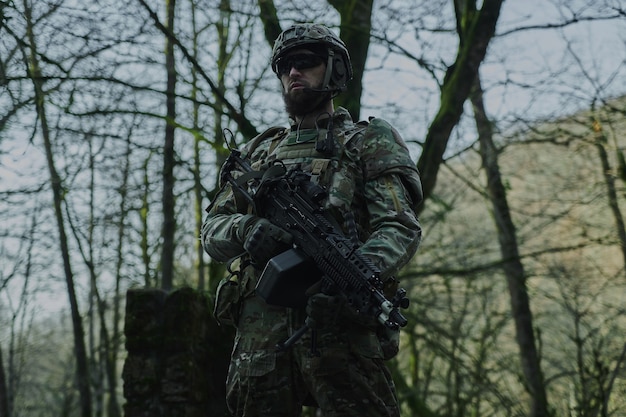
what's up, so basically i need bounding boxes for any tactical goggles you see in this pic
[274,54,325,75]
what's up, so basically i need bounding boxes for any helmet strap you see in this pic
[322,48,335,92]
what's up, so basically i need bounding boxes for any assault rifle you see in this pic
[220,145,409,350]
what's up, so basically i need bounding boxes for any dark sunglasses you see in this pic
[275,54,325,75]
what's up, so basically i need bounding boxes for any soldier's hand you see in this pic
[243,218,293,266]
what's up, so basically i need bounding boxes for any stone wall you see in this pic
[122,287,234,417]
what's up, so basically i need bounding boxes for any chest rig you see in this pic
[246,119,368,207]
[231,115,370,249]
[250,127,334,187]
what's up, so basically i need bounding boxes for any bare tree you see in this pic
[417,0,504,206]
[191,0,207,291]
[591,111,626,276]
[471,76,549,417]
[0,345,7,417]
[21,1,92,414]
[160,0,178,291]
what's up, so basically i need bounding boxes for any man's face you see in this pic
[277,49,329,118]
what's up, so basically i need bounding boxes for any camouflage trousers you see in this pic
[225,295,400,417]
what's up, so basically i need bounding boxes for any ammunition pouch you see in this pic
[213,261,244,327]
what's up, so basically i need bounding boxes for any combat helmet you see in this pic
[271,23,353,94]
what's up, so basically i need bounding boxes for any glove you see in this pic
[305,292,346,329]
[242,218,293,266]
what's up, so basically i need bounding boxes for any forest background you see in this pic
[1,0,626,416]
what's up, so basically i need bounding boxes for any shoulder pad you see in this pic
[362,118,423,206]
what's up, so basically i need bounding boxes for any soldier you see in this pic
[202,23,423,417]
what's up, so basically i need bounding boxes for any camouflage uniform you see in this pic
[202,106,422,417]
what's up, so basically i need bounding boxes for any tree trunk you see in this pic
[189,1,206,291]
[106,134,131,417]
[0,345,8,417]
[23,1,92,415]
[161,0,177,291]
[257,0,282,46]
[417,0,503,210]
[86,140,104,417]
[140,155,153,287]
[329,0,373,121]
[591,118,626,276]
[471,77,549,417]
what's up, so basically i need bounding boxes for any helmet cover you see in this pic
[271,23,353,92]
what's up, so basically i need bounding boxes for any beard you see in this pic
[283,84,331,119]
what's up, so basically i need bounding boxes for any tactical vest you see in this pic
[217,120,370,322]
[243,121,370,226]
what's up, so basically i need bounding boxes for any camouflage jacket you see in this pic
[202,107,422,296]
